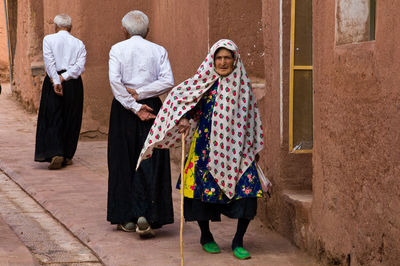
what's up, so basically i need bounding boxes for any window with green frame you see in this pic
[289,0,313,153]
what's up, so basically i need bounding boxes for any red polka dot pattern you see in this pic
[137,39,264,199]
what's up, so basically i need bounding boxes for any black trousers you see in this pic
[107,98,174,228]
[34,74,83,162]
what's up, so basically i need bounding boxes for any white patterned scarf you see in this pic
[137,39,264,199]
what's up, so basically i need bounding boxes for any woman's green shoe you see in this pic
[202,242,221,254]
[233,247,251,259]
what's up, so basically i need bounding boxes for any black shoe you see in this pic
[48,156,64,170]
[63,158,73,166]
[136,217,155,238]
[117,222,136,232]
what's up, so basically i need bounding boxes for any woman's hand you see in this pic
[178,118,190,137]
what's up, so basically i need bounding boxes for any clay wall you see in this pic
[209,0,265,81]
[149,0,209,85]
[311,0,400,264]
[0,1,9,81]
[10,0,43,111]
[259,1,399,264]
[150,0,265,84]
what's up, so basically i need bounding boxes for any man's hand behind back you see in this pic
[53,84,63,96]
[126,87,139,101]
[136,104,156,121]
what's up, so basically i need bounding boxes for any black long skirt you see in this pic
[34,75,83,162]
[184,197,258,222]
[107,98,173,228]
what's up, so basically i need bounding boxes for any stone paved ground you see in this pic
[0,83,320,265]
[0,214,38,265]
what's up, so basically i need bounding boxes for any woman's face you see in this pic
[214,48,234,77]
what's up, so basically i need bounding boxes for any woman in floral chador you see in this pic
[137,39,264,259]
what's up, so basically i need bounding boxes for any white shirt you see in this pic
[108,35,174,113]
[43,30,86,85]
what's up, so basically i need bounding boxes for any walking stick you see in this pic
[180,132,186,266]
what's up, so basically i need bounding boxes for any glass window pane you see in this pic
[294,0,312,66]
[293,70,313,150]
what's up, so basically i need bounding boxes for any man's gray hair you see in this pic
[54,14,72,28]
[121,10,149,37]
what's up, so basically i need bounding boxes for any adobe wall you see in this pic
[151,0,266,83]
[312,0,400,264]
[150,0,209,85]
[209,0,265,81]
[0,2,9,82]
[10,0,43,111]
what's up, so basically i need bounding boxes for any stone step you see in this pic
[282,190,313,251]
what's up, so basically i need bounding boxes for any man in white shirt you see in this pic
[107,10,174,237]
[34,14,86,170]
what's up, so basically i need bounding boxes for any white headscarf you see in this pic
[137,39,264,199]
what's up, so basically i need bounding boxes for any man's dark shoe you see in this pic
[117,222,136,232]
[63,158,73,166]
[136,216,155,238]
[48,156,64,170]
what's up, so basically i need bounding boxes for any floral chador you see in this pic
[181,82,263,203]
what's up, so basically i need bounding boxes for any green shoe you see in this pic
[233,247,251,260]
[202,242,221,254]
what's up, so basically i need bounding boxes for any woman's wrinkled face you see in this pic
[214,48,234,77]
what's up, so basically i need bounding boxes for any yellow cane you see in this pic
[180,133,186,266]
